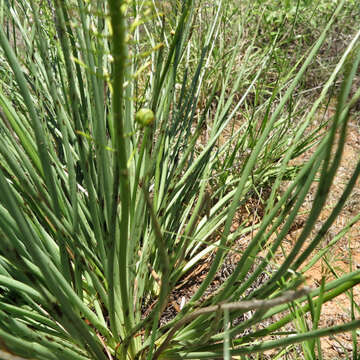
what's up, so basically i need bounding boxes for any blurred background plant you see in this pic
[0,0,359,359]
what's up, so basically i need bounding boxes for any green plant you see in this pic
[0,0,359,359]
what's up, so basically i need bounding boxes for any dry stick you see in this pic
[153,287,312,359]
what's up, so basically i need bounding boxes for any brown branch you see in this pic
[153,287,312,359]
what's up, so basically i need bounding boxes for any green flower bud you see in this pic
[135,108,155,127]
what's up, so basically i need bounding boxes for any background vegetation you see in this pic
[0,0,359,359]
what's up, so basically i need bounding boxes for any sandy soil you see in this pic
[283,114,360,359]
[151,103,360,359]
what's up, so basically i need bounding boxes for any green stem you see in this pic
[108,0,134,348]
